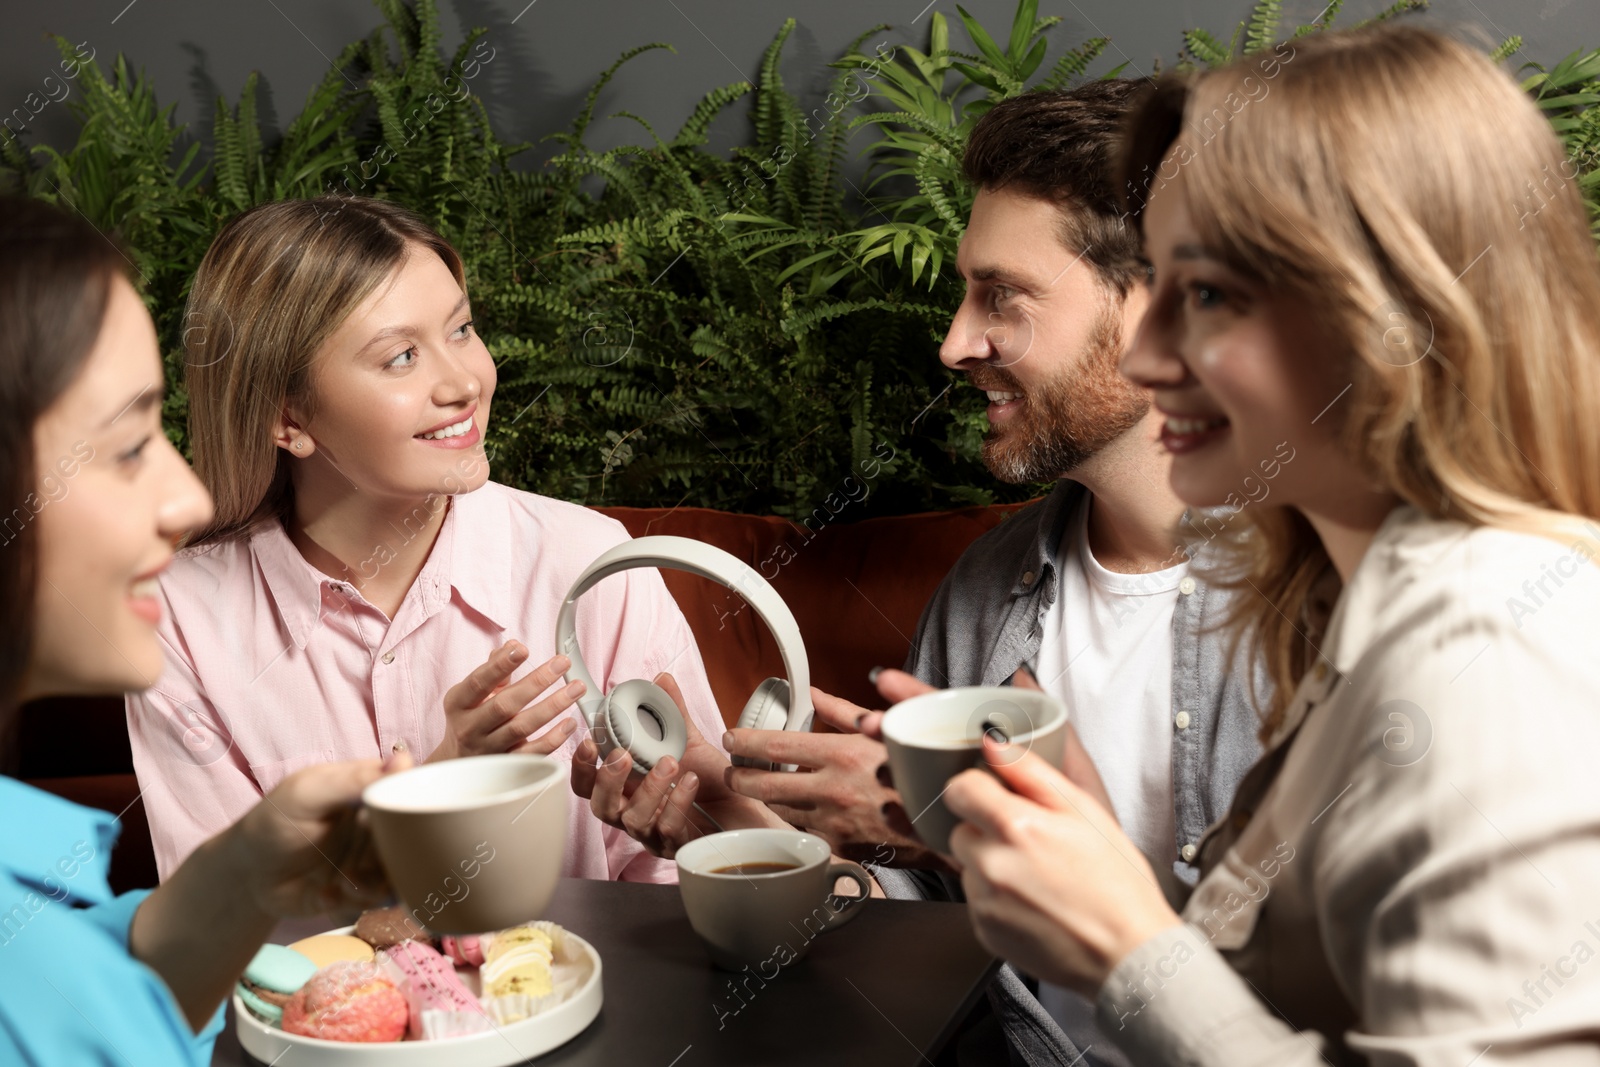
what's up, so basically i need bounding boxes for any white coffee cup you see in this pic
[675,829,870,970]
[363,754,567,934]
[881,686,1068,854]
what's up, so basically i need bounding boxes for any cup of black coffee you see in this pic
[675,829,870,969]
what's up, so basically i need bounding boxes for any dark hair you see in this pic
[962,80,1150,296]
[0,197,131,712]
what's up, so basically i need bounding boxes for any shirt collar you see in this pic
[0,777,118,907]
[1265,503,1439,747]
[1022,480,1088,595]
[249,488,517,644]
[250,520,325,650]
[1320,503,1444,678]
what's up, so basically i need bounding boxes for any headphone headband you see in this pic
[555,536,813,733]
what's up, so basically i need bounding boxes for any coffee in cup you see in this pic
[881,686,1067,854]
[675,829,869,970]
[362,753,567,934]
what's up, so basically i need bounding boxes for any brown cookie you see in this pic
[353,905,434,950]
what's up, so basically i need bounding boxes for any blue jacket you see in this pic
[0,776,223,1065]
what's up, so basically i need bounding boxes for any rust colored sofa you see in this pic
[15,503,1028,894]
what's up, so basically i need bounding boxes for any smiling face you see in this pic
[281,244,495,502]
[1119,148,1375,519]
[940,186,1150,483]
[26,275,213,698]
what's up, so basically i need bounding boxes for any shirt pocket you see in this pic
[247,748,338,796]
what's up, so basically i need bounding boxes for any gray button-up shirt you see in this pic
[874,479,1267,1066]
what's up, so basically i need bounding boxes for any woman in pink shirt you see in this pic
[125,196,727,883]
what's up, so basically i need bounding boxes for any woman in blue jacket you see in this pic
[0,197,410,1063]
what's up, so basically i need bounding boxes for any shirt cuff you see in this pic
[867,865,947,901]
[1095,923,1314,1066]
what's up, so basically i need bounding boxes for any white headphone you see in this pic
[555,536,814,774]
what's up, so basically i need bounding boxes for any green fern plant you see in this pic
[827,0,1125,295]
[1179,0,1428,69]
[1178,0,1600,230]
[487,18,998,517]
[4,0,1598,520]
[1521,46,1600,235]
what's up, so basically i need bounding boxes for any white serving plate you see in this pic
[234,925,602,1066]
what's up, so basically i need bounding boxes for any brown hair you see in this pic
[0,196,131,711]
[963,80,1150,297]
[1118,24,1600,732]
[184,196,465,544]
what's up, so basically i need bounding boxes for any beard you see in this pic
[973,304,1149,484]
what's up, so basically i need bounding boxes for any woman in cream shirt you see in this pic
[927,22,1600,1066]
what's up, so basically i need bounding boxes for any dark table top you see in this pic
[215,877,998,1067]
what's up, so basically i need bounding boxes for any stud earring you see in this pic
[293,441,305,451]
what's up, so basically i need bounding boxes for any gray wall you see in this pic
[5,0,1599,183]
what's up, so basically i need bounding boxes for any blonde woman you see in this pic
[125,197,728,884]
[907,23,1600,1064]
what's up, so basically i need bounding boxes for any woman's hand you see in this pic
[570,672,787,858]
[227,747,416,918]
[132,749,415,1030]
[872,667,1118,818]
[429,641,585,761]
[946,736,1181,997]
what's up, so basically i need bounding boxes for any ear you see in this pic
[272,407,314,458]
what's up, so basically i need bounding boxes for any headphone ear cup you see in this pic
[601,678,689,772]
[731,677,793,771]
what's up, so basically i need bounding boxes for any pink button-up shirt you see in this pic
[125,480,726,883]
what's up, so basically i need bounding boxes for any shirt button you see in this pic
[1174,711,1191,730]
[381,651,395,664]
[1022,570,1036,587]
[1178,576,1197,595]
[1181,843,1198,862]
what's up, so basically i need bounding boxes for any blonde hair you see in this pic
[1119,24,1600,732]
[184,197,465,544]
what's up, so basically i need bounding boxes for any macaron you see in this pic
[282,960,408,1043]
[354,905,433,951]
[287,933,376,968]
[236,944,318,1025]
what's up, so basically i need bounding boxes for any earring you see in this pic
[293,441,305,451]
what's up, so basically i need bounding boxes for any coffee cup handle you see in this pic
[818,861,871,931]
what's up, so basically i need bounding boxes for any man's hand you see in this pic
[570,672,786,858]
[723,686,950,869]
[429,641,585,761]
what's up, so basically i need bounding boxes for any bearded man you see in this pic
[726,82,1268,1066]
[577,82,1268,1066]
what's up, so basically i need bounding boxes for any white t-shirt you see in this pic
[1031,494,1186,1064]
